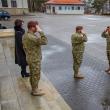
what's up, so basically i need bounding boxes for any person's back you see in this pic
[15,26,25,51]
[14,19,29,78]
[71,32,87,54]
[71,26,87,79]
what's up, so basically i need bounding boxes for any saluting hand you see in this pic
[36,25,42,32]
[81,31,86,37]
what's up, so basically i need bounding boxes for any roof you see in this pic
[46,0,84,5]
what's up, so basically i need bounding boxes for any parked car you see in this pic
[0,10,11,20]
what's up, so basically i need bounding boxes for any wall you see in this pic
[0,8,28,15]
[46,4,84,14]
[17,0,28,8]
[0,0,29,15]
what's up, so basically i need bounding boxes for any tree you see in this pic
[92,0,108,14]
[28,0,36,12]
[34,0,48,11]
[28,0,48,12]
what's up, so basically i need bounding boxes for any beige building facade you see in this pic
[0,0,29,15]
[46,0,85,15]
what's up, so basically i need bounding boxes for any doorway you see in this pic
[52,7,55,14]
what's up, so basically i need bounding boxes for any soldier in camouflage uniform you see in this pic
[71,26,87,79]
[102,26,110,74]
[22,21,48,96]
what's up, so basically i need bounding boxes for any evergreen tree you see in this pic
[28,0,48,12]
[34,0,47,11]
[92,0,108,14]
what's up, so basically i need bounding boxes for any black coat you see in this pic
[14,26,28,66]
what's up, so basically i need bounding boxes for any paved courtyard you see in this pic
[0,37,71,110]
[1,13,110,110]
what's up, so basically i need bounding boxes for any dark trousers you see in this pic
[107,51,110,66]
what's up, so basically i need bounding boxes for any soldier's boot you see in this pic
[105,68,110,73]
[105,62,110,72]
[74,72,84,79]
[106,70,110,75]
[31,88,45,96]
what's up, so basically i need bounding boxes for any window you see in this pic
[72,6,74,10]
[68,7,70,10]
[46,6,49,9]
[1,0,8,7]
[77,6,80,10]
[11,0,17,7]
[49,5,51,9]
[47,5,51,9]
[59,6,62,10]
[65,6,67,10]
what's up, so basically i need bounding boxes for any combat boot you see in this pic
[105,68,110,73]
[107,70,110,75]
[74,73,84,79]
[31,89,45,96]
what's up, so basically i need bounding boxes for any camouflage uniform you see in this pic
[22,31,47,90]
[102,31,110,66]
[71,33,87,76]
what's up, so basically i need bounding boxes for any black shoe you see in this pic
[24,73,30,77]
[21,72,25,78]
[21,71,29,78]
[74,74,84,79]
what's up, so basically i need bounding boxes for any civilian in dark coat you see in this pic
[14,19,29,77]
